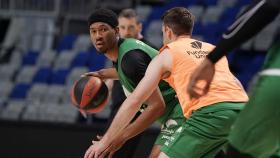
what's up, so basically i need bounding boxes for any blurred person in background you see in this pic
[118,8,157,48]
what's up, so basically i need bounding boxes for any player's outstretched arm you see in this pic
[101,54,166,142]
[82,68,119,80]
[207,0,280,64]
[100,88,166,158]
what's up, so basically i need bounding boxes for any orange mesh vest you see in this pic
[160,37,248,118]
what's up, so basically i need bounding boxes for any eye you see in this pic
[101,28,108,32]
[90,29,96,34]
[128,26,135,30]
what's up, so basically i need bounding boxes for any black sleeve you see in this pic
[207,0,280,63]
[121,49,152,85]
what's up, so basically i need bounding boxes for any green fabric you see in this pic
[272,149,280,158]
[229,76,280,158]
[161,102,245,158]
[262,40,280,69]
[118,38,157,92]
[154,99,186,146]
[117,38,177,123]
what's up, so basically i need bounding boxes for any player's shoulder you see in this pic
[188,39,215,50]
[121,49,151,66]
[123,38,146,46]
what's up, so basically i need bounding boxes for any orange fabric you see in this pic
[160,37,248,118]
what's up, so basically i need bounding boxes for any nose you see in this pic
[96,31,103,38]
[94,31,104,42]
[124,28,132,37]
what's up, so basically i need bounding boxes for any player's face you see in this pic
[89,22,118,53]
[118,17,141,39]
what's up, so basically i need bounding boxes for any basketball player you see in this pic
[83,8,186,158]
[84,7,248,158]
[105,8,158,158]
[187,0,280,157]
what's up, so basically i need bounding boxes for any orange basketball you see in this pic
[71,76,109,113]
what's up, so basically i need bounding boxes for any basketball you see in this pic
[71,76,109,113]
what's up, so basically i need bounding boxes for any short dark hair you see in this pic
[88,8,118,28]
[161,7,194,36]
[118,8,140,23]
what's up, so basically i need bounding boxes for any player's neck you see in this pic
[168,34,191,43]
[105,41,119,62]
[176,34,191,40]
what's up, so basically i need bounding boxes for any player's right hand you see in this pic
[187,58,215,99]
[81,71,102,78]
[81,68,118,80]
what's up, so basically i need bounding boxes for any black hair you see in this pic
[88,8,118,28]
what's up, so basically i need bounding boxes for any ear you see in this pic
[163,25,168,34]
[166,26,172,39]
[115,27,119,35]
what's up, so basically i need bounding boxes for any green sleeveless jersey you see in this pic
[117,38,177,123]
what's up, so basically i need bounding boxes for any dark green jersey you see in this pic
[116,38,178,123]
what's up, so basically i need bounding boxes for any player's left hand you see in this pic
[88,133,127,158]
[105,134,127,158]
[187,58,215,99]
[84,140,108,158]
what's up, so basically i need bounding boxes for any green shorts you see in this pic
[229,76,280,158]
[161,102,245,158]
[155,100,186,147]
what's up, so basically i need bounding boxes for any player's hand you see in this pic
[84,141,108,158]
[87,133,126,158]
[104,134,127,158]
[96,135,103,140]
[187,58,215,99]
[81,70,103,79]
[81,68,118,80]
